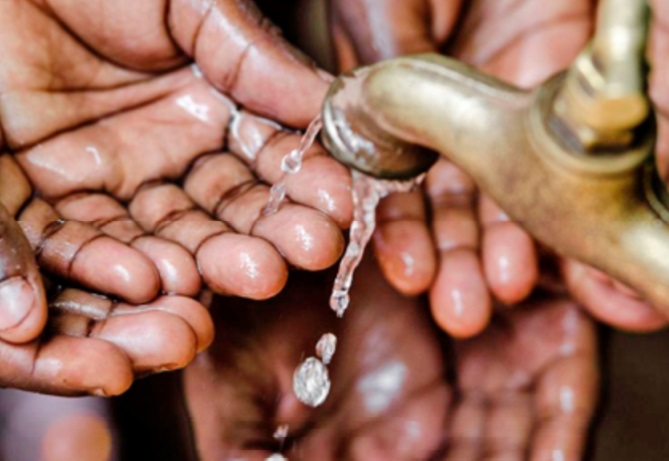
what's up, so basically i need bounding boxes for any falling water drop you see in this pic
[293,357,331,408]
[264,116,323,215]
[316,333,337,365]
[266,454,287,461]
[329,170,420,317]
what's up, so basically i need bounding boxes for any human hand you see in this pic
[184,257,598,460]
[0,0,352,304]
[0,0,354,393]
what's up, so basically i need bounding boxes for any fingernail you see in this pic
[0,277,35,331]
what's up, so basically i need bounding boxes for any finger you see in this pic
[18,199,161,304]
[0,335,133,396]
[17,72,231,201]
[0,155,47,343]
[561,259,668,332]
[0,202,47,344]
[227,110,353,228]
[427,160,491,338]
[50,289,213,372]
[480,195,539,305]
[56,193,201,296]
[532,353,599,461]
[483,393,533,461]
[445,393,486,461]
[37,0,329,128]
[129,183,288,299]
[330,0,443,64]
[183,153,344,271]
[169,0,330,128]
[373,191,436,295]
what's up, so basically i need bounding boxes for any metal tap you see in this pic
[320,0,669,315]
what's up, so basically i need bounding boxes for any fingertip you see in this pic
[373,220,436,295]
[483,222,539,305]
[146,296,215,352]
[132,237,202,296]
[430,249,492,338]
[254,206,345,271]
[36,336,134,396]
[286,155,354,228]
[562,260,668,332]
[72,237,161,304]
[198,234,288,300]
[91,310,198,373]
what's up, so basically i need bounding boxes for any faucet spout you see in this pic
[322,55,527,182]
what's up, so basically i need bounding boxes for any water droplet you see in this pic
[273,425,289,441]
[264,183,286,215]
[316,333,337,365]
[281,150,302,174]
[330,290,350,317]
[293,357,331,407]
[328,171,422,317]
[264,116,323,217]
[266,454,287,461]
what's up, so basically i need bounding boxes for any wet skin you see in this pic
[329,0,669,334]
[0,0,355,394]
[185,257,598,461]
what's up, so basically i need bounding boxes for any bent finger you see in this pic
[0,202,47,344]
[562,259,668,332]
[427,160,491,338]
[129,183,288,299]
[227,110,353,227]
[18,199,160,304]
[480,195,539,305]
[373,191,436,295]
[184,153,344,271]
[56,193,201,296]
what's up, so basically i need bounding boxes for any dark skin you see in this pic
[0,0,354,394]
[329,0,669,335]
[185,257,598,461]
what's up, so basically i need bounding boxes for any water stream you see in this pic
[264,116,323,216]
[329,171,420,317]
[264,115,420,460]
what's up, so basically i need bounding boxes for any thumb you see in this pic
[0,201,47,343]
[169,0,331,129]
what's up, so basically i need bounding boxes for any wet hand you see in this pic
[184,257,599,460]
[0,0,354,340]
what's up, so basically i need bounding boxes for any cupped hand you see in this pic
[0,0,353,344]
[184,256,598,460]
[330,0,669,334]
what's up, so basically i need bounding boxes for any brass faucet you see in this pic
[320,0,669,316]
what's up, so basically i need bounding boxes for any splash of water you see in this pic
[264,116,323,215]
[330,171,420,317]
